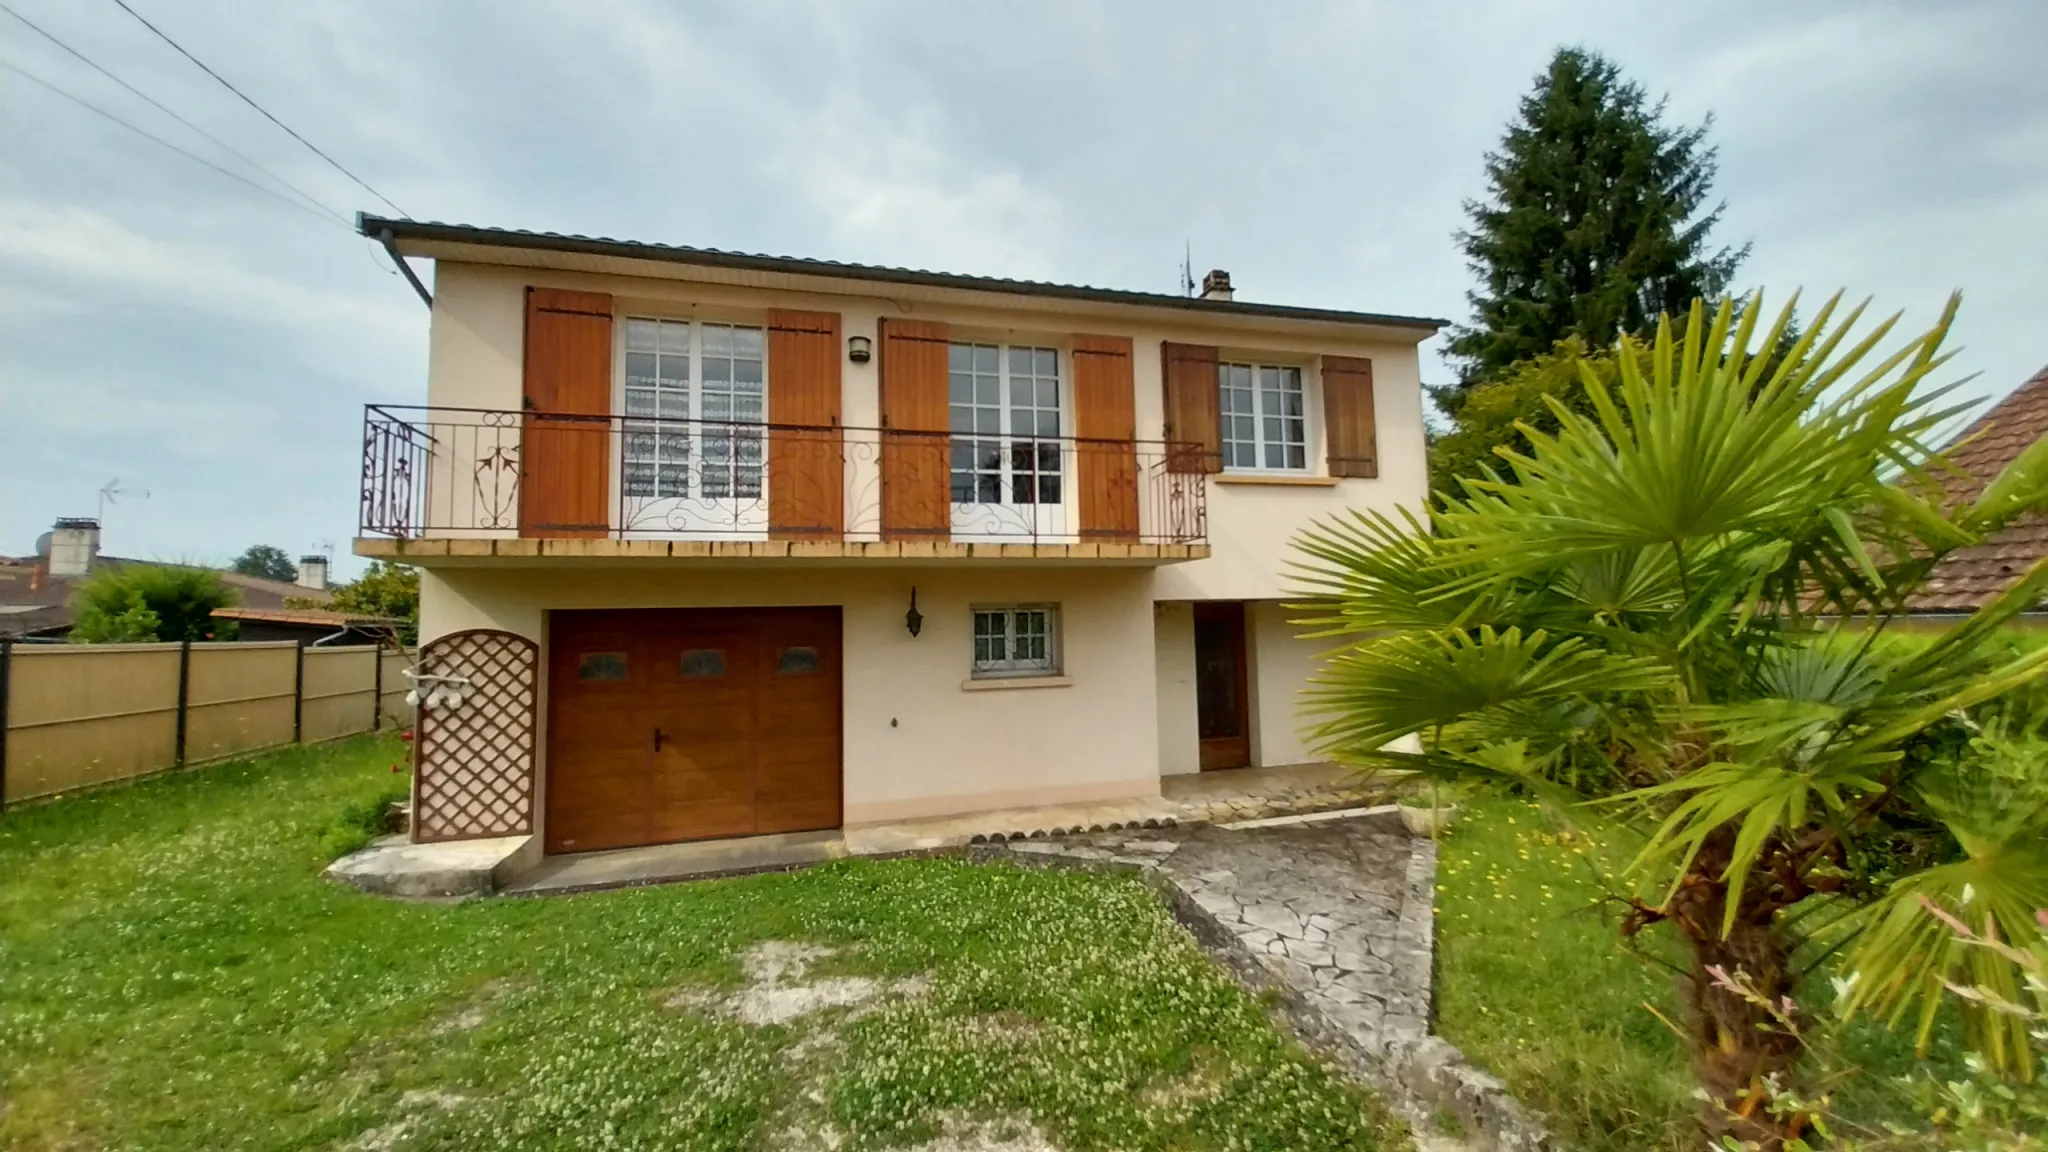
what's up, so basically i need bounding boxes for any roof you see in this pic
[1910,362,2048,612]
[360,215,1449,335]
[211,607,396,627]
[0,557,334,639]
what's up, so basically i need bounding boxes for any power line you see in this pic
[0,0,349,225]
[107,0,407,218]
[0,59,349,228]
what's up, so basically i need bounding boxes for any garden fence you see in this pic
[0,640,416,806]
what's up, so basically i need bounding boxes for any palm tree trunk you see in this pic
[1661,839,1807,1149]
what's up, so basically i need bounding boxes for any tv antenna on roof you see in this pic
[97,478,149,525]
[1179,241,1196,297]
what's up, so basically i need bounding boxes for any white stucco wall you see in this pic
[1153,601,1200,776]
[422,564,1161,828]
[1247,599,1337,768]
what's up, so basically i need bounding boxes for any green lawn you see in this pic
[1431,789,1960,1152]
[0,736,1405,1152]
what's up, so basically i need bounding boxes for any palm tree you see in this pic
[1295,293,2048,1148]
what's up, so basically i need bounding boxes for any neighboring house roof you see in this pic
[0,557,335,639]
[211,607,395,628]
[1910,362,2048,613]
[360,214,1451,335]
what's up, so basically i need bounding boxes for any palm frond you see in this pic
[1962,427,2048,537]
[1631,759,1883,936]
[1433,294,1957,592]
[1289,506,1489,635]
[1838,846,2048,1079]
[1303,626,1672,759]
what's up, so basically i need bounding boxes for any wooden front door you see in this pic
[1193,601,1251,771]
[545,607,842,853]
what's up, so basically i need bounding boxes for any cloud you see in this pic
[776,95,1070,279]
[0,200,415,341]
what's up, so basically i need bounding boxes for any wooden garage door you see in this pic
[544,607,842,854]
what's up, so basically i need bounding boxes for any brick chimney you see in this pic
[1200,269,1234,301]
[46,518,101,578]
[296,555,330,591]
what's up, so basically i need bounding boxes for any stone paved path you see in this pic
[987,811,1549,1152]
[1172,818,1436,1056]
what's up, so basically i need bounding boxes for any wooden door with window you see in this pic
[545,607,842,853]
[1193,601,1251,771]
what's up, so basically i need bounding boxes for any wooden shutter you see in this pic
[878,318,951,540]
[1322,355,1378,479]
[1161,341,1221,475]
[1072,335,1139,541]
[519,287,613,538]
[767,309,843,539]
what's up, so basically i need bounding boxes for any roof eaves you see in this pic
[359,215,1450,334]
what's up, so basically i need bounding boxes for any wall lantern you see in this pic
[905,586,923,637]
[848,335,873,364]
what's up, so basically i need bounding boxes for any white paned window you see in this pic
[621,318,767,502]
[970,605,1060,678]
[622,318,692,498]
[1219,362,1307,471]
[700,323,766,499]
[950,343,1063,505]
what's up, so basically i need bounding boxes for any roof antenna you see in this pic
[98,477,149,526]
[1180,241,1196,297]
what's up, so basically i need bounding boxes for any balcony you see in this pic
[356,405,1208,563]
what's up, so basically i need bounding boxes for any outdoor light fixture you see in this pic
[905,587,923,637]
[847,335,873,363]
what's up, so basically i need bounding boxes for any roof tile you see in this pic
[1909,362,2048,612]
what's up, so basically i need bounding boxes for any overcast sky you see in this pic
[3,0,2043,576]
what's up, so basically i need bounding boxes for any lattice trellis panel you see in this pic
[413,629,538,842]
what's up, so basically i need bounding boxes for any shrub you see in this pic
[70,564,236,643]
[317,778,410,860]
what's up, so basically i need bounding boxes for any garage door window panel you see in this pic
[680,649,728,678]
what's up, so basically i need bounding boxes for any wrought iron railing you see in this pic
[359,404,1207,546]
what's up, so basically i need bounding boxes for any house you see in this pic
[359,215,1444,854]
[0,519,336,640]
[1910,361,2048,621]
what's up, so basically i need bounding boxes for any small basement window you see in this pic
[970,606,1060,679]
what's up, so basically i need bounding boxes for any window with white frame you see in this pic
[970,605,1060,678]
[950,343,1063,505]
[1218,362,1307,471]
[622,318,766,501]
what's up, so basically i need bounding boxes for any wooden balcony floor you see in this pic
[354,537,1209,565]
